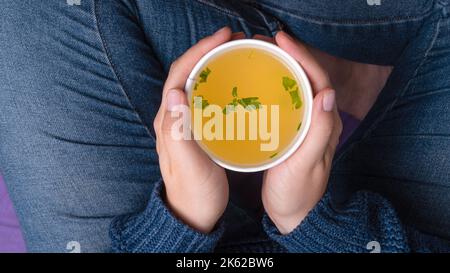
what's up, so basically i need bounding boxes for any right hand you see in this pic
[153,27,235,233]
[261,32,342,234]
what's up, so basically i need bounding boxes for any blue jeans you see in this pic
[1,0,449,252]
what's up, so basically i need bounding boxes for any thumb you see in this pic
[160,89,206,163]
[161,88,189,138]
[293,89,341,165]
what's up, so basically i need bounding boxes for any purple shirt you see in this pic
[0,174,26,252]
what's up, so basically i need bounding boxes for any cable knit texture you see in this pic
[110,181,449,253]
[263,192,410,253]
[110,181,224,253]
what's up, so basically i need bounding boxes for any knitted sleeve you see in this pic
[263,191,416,253]
[109,180,224,253]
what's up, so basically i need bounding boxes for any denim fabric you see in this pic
[253,0,435,65]
[1,0,449,252]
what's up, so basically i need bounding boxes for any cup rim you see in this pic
[185,39,313,172]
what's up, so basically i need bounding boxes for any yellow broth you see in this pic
[191,48,304,167]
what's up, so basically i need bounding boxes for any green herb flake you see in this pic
[193,95,210,110]
[289,88,303,109]
[199,67,211,83]
[224,87,261,112]
[239,97,261,109]
[282,77,303,110]
[194,83,199,91]
[270,152,278,159]
[282,76,297,91]
[223,87,261,114]
[223,103,236,115]
[232,87,238,97]
[297,122,302,131]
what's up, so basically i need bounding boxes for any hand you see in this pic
[153,27,235,233]
[261,32,343,234]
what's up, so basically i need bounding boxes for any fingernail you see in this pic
[322,90,336,112]
[214,27,228,36]
[166,89,181,112]
[280,31,294,41]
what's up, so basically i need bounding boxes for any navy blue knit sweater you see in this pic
[109,181,450,253]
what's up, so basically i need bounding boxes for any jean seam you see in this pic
[333,16,443,166]
[251,4,284,35]
[129,0,143,28]
[92,0,155,142]
[193,0,240,17]
[256,1,435,26]
[192,0,270,32]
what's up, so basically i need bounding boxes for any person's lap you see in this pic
[0,0,449,252]
[0,0,280,252]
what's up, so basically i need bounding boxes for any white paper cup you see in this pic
[185,39,313,172]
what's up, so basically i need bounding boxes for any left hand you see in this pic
[260,32,343,234]
[153,27,236,233]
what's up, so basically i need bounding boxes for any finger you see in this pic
[289,89,339,166]
[231,32,246,40]
[275,31,331,93]
[253,34,275,44]
[159,89,207,166]
[164,27,232,92]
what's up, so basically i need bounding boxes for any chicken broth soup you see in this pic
[186,40,312,172]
